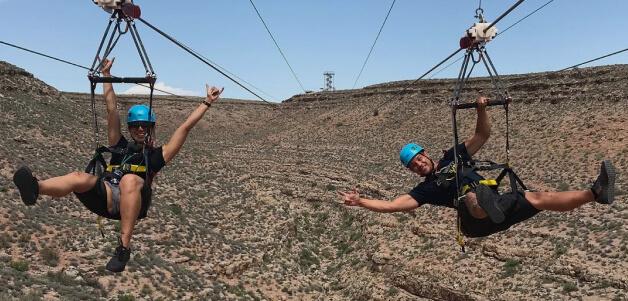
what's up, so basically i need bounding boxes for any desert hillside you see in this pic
[0,60,627,300]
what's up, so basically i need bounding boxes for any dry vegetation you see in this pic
[0,60,627,300]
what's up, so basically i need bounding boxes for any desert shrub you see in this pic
[502,259,520,277]
[10,260,29,272]
[40,246,59,266]
[562,281,578,293]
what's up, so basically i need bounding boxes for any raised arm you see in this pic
[339,189,419,213]
[100,58,122,146]
[162,85,223,163]
[463,96,490,156]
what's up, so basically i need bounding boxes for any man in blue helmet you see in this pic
[340,96,616,238]
[12,58,224,272]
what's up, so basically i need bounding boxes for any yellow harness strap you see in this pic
[461,179,498,195]
[106,164,147,173]
[456,215,465,252]
[97,216,105,238]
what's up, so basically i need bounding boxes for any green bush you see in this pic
[169,204,182,216]
[10,260,29,272]
[502,259,520,277]
[562,281,578,293]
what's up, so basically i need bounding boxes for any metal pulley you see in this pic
[460,22,498,49]
[93,0,130,10]
[93,0,141,19]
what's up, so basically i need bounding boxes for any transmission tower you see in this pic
[323,71,335,91]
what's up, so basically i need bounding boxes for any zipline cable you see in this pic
[369,47,464,115]
[137,17,275,105]
[427,0,557,80]
[366,1,527,115]
[0,40,230,101]
[141,31,277,101]
[511,47,628,88]
[484,0,526,33]
[352,0,397,89]
[1,40,91,71]
[429,56,465,79]
[496,0,555,36]
[249,0,306,93]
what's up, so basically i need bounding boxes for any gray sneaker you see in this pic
[475,185,506,224]
[591,160,616,205]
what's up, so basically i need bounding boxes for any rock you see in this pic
[64,266,79,278]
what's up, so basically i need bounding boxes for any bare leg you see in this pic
[525,190,594,212]
[463,192,488,219]
[118,174,144,248]
[39,172,98,197]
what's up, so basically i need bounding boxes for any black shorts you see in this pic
[459,191,540,238]
[74,175,152,220]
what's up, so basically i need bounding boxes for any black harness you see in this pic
[84,143,153,188]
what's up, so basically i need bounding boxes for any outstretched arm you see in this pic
[339,189,419,213]
[162,85,223,163]
[464,96,490,156]
[101,58,122,146]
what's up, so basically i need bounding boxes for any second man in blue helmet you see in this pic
[339,96,616,238]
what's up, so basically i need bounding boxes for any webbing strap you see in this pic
[106,164,147,173]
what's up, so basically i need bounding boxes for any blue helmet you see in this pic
[127,104,156,124]
[399,143,424,167]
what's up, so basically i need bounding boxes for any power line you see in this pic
[352,0,397,89]
[249,0,306,93]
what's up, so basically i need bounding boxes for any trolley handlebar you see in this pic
[454,99,508,109]
[88,76,155,84]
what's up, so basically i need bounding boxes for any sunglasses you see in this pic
[128,121,155,129]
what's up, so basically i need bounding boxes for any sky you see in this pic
[1,0,627,102]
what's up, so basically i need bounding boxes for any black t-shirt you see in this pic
[109,136,166,181]
[408,143,483,208]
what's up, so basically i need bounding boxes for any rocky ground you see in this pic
[0,60,626,300]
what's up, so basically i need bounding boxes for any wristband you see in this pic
[202,100,212,107]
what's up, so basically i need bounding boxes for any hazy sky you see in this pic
[1,1,626,101]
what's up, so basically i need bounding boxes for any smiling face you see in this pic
[407,152,435,176]
[128,121,155,144]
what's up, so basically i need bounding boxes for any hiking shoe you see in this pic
[475,184,506,224]
[106,244,131,273]
[13,166,39,206]
[591,160,616,205]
